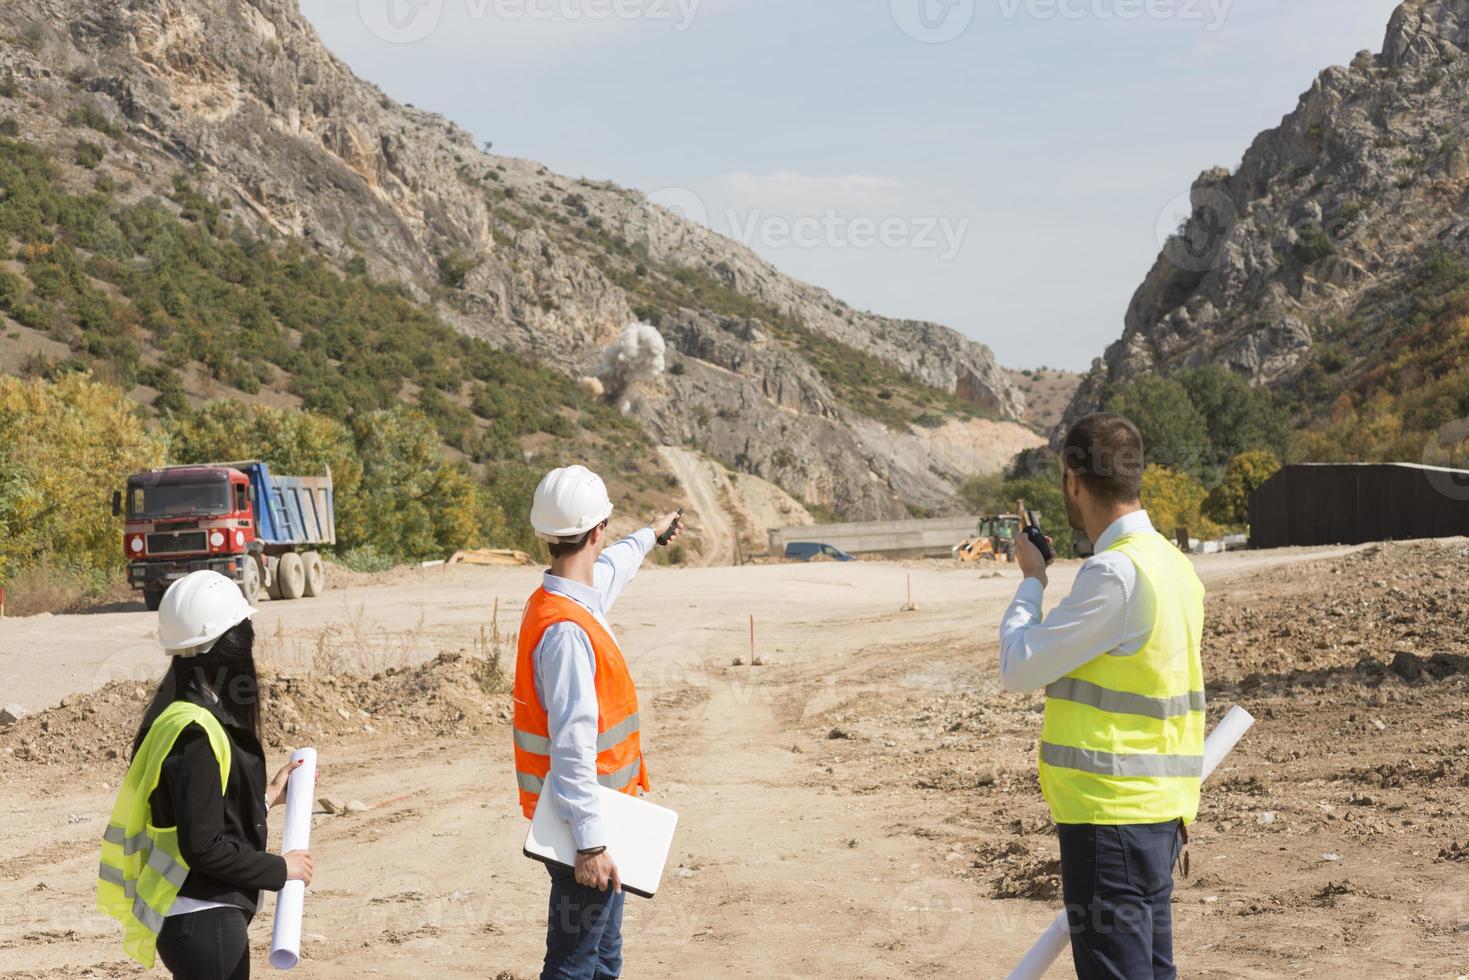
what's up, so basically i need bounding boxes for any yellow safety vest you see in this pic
[1039,529,1206,825]
[97,702,231,967]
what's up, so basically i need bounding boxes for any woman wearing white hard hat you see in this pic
[98,571,313,978]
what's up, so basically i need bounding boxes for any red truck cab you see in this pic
[118,465,260,610]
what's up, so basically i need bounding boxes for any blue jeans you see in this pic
[542,864,624,980]
[1058,821,1182,980]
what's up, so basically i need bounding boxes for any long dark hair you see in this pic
[133,619,262,757]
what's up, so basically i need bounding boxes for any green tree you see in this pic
[1175,366,1291,476]
[1203,450,1281,526]
[352,407,482,560]
[0,412,27,586]
[1105,376,1208,476]
[1140,464,1219,540]
[0,373,166,581]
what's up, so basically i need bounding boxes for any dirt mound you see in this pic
[260,652,509,747]
[0,653,509,775]
[1206,540,1469,685]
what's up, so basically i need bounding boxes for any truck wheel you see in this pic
[276,552,306,600]
[301,551,326,597]
[266,556,283,600]
[241,555,263,605]
[143,587,165,612]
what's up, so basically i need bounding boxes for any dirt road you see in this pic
[5,541,1466,978]
[657,446,738,567]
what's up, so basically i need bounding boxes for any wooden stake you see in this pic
[749,614,755,666]
[903,574,918,612]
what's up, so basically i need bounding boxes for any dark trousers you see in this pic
[1058,821,1182,980]
[542,864,625,980]
[156,906,251,980]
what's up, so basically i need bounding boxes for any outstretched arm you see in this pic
[592,513,681,612]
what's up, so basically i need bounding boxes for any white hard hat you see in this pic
[531,465,614,542]
[158,570,257,656]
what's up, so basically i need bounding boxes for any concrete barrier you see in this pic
[767,516,985,559]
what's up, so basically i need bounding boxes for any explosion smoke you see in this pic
[594,322,667,413]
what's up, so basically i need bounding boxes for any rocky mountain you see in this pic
[1067,0,1469,431]
[0,0,1032,522]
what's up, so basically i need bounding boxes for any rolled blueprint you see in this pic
[1005,706,1255,980]
[269,747,317,970]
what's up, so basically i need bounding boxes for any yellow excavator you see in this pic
[953,514,1022,563]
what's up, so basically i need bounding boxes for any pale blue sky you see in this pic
[303,0,1402,370]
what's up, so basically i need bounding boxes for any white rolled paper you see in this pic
[1199,706,1255,782]
[269,747,317,970]
[1005,707,1255,980]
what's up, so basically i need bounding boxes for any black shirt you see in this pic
[144,693,287,915]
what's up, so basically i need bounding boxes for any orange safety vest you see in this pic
[512,588,649,819]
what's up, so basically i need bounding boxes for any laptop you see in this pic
[523,783,679,899]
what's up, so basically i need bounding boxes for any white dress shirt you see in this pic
[998,511,1159,693]
[533,528,655,850]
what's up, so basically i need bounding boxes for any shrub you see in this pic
[75,140,105,169]
[1293,227,1334,265]
[66,104,122,139]
[0,269,24,309]
[436,251,480,289]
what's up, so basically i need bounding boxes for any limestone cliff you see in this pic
[0,0,1029,519]
[1066,0,1469,430]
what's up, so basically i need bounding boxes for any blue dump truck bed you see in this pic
[239,461,336,547]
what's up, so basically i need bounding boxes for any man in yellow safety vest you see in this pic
[999,413,1205,980]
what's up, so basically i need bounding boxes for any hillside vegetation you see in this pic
[0,133,676,608]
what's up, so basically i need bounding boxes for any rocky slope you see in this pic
[0,0,1027,520]
[1067,0,1469,427]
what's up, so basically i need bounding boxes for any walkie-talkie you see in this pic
[657,508,683,547]
[1018,499,1054,565]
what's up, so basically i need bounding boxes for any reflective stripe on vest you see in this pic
[1039,528,1207,826]
[515,756,644,797]
[512,589,649,819]
[1045,677,1204,721]
[512,711,643,757]
[1040,741,1204,779]
[97,702,231,968]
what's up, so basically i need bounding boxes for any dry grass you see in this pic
[254,595,513,692]
[0,561,131,617]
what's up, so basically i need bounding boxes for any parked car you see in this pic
[784,542,856,562]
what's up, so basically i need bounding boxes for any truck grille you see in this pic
[146,531,208,555]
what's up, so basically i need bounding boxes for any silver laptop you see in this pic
[523,783,679,899]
